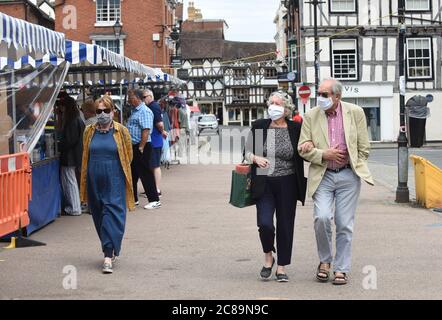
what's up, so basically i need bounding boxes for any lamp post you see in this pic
[396,0,410,203]
[113,18,123,38]
[170,27,180,42]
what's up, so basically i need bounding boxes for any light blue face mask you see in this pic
[317,96,333,111]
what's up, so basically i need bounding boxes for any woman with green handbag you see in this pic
[244,91,308,282]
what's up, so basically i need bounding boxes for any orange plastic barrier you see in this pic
[0,152,32,238]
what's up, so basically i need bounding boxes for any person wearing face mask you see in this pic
[298,78,374,285]
[80,96,134,274]
[244,91,307,282]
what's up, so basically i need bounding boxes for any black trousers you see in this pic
[256,174,297,266]
[131,143,159,203]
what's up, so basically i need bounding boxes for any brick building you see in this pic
[53,0,181,72]
[0,0,55,29]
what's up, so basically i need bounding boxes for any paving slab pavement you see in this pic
[1,162,442,300]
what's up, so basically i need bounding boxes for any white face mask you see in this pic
[317,96,333,111]
[268,104,285,121]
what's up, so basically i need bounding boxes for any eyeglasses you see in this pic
[318,92,330,98]
[96,109,112,114]
[144,95,152,99]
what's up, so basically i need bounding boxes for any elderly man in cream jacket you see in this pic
[298,78,374,285]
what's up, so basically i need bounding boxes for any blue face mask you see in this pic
[317,96,333,111]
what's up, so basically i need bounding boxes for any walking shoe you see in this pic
[134,201,140,206]
[260,257,275,280]
[144,201,161,210]
[81,204,90,214]
[275,272,289,282]
[102,262,113,274]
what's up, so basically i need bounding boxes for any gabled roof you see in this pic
[223,41,276,63]
[181,29,276,63]
[181,29,224,60]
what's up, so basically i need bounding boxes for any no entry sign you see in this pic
[298,85,311,99]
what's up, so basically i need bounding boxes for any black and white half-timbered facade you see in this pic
[181,58,224,120]
[224,62,278,126]
[180,22,278,126]
[179,27,226,121]
[222,41,278,126]
[298,0,442,142]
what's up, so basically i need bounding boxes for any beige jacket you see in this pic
[298,101,374,197]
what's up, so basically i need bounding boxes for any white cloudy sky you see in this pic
[183,0,281,43]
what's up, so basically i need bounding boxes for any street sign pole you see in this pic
[396,0,410,203]
[298,85,311,115]
[305,0,325,105]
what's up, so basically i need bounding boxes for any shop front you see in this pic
[225,105,267,127]
[299,82,395,142]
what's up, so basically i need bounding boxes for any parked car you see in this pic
[197,114,219,135]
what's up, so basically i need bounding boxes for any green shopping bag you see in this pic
[229,164,255,208]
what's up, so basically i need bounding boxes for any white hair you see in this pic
[268,91,294,118]
[320,77,343,96]
[143,89,154,97]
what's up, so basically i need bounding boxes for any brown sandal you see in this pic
[332,272,348,285]
[316,263,331,282]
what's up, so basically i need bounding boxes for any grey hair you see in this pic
[268,91,294,118]
[320,77,343,96]
[143,89,153,97]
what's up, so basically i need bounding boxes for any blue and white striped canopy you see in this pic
[0,40,158,79]
[0,12,65,59]
[1,37,182,85]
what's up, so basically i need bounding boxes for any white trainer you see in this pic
[102,262,113,274]
[144,201,161,210]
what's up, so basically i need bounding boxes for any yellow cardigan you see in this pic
[80,121,135,211]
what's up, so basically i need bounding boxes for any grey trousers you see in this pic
[60,166,81,215]
[312,168,361,273]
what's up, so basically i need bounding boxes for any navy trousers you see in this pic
[131,143,159,203]
[256,174,297,266]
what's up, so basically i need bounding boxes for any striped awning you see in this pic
[1,40,158,79]
[0,12,65,60]
[0,37,184,85]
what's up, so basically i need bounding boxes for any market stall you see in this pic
[1,11,185,235]
[0,12,66,237]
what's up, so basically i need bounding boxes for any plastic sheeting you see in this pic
[0,62,70,156]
